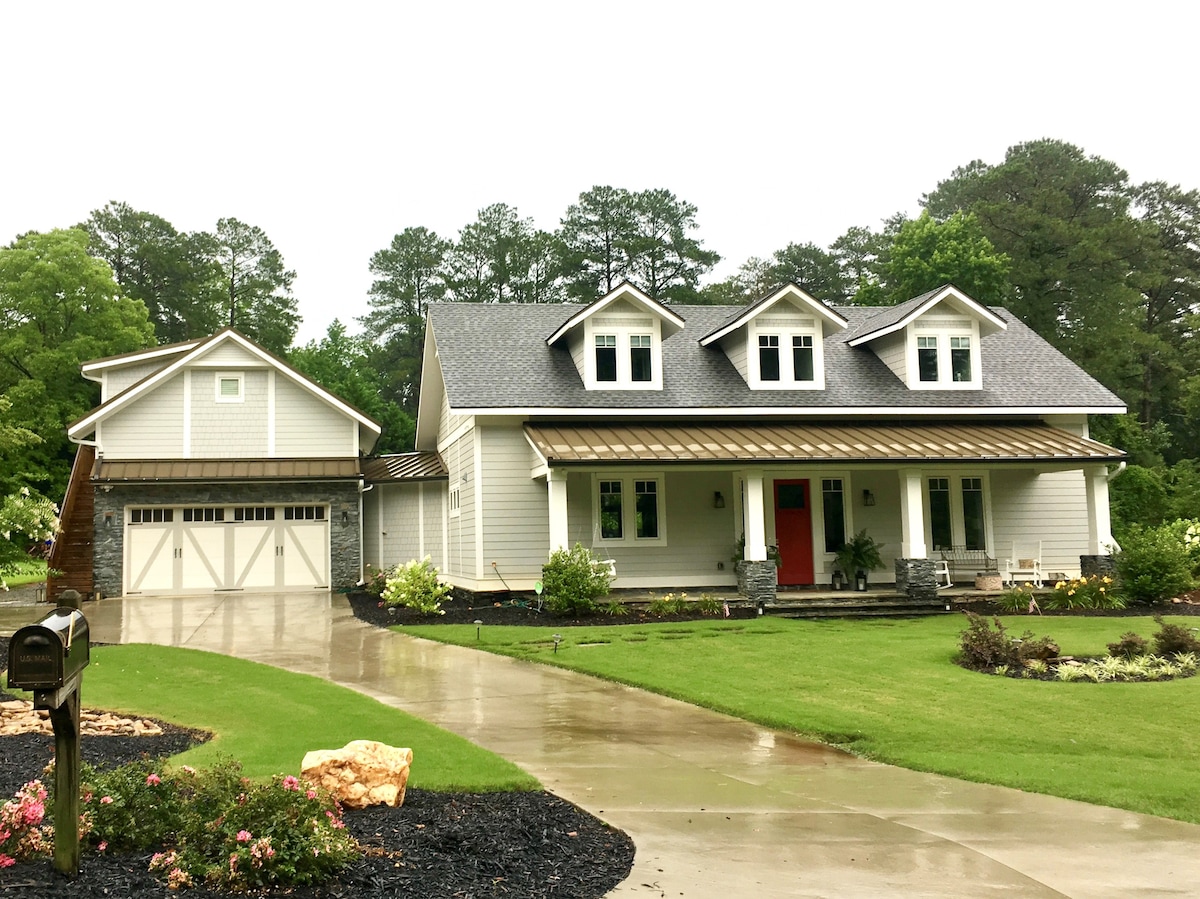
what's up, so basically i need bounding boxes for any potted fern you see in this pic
[835,529,885,591]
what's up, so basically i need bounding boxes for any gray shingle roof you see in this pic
[426,302,1125,412]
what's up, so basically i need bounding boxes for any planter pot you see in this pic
[975,573,1003,591]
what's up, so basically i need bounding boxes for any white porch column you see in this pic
[547,468,569,552]
[1085,464,1115,554]
[743,471,768,561]
[898,468,928,559]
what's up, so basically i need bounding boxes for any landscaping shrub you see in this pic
[995,583,1038,613]
[1044,575,1125,611]
[541,544,612,615]
[69,758,358,891]
[361,562,393,598]
[1114,523,1197,605]
[381,556,450,615]
[1107,631,1149,659]
[957,613,1059,672]
[1152,615,1200,657]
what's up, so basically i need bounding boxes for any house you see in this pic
[364,282,1126,602]
[52,329,383,599]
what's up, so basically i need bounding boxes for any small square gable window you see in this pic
[216,372,244,402]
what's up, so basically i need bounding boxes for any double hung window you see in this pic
[917,337,939,382]
[595,335,618,382]
[596,475,665,544]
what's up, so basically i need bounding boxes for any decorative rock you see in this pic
[0,701,163,736]
[301,740,413,808]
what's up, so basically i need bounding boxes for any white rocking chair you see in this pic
[1004,542,1043,587]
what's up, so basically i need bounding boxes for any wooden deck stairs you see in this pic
[46,444,95,602]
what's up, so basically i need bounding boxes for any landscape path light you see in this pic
[475,619,483,641]
[553,633,562,653]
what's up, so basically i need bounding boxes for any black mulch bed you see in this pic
[348,590,759,629]
[0,647,633,897]
[954,597,1200,619]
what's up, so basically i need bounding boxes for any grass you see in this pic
[403,614,1200,824]
[2,558,47,588]
[79,644,538,792]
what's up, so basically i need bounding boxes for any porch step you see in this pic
[766,596,951,620]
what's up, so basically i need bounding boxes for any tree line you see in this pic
[0,138,1197,572]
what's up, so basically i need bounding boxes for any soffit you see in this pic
[524,422,1124,465]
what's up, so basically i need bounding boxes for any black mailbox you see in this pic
[7,608,90,693]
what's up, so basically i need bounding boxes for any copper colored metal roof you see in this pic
[524,422,1124,465]
[93,458,363,481]
[361,452,447,482]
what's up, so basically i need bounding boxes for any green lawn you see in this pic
[80,644,538,791]
[403,614,1200,824]
[3,559,47,588]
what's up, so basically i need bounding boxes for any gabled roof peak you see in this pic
[699,283,848,346]
[546,281,686,346]
[845,284,1008,347]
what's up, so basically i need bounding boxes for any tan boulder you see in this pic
[300,740,413,808]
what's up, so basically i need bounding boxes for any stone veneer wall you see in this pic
[92,481,362,598]
[1079,555,1116,578]
[736,560,778,605]
[894,558,938,601]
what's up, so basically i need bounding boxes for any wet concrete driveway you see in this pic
[69,592,1200,897]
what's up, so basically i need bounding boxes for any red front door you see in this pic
[774,479,814,586]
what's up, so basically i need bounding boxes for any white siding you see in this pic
[873,331,907,382]
[720,334,749,382]
[440,390,467,439]
[568,331,586,380]
[990,468,1090,578]
[104,360,170,401]
[197,343,263,366]
[99,376,186,458]
[480,424,549,585]
[421,482,446,570]
[378,484,422,565]
[190,370,269,457]
[566,469,738,588]
[443,429,476,580]
[274,376,356,456]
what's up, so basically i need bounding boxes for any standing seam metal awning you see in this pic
[524,422,1124,464]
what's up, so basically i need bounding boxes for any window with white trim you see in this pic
[216,372,244,402]
[917,337,939,382]
[595,335,617,382]
[821,478,846,553]
[927,475,990,552]
[594,474,666,544]
[449,486,461,518]
[750,326,825,389]
[907,319,982,389]
[630,335,652,382]
[951,337,972,382]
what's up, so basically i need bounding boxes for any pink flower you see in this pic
[100,796,113,805]
[0,854,15,868]
[281,775,300,791]
[146,773,161,786]
[236,829,252,843]
[306,789,317,800]
[98,841,108,852]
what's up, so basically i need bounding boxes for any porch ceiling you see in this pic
[524,422,1124,465]
[92,458,363,482]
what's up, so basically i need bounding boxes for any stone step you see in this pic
[767,598,950,620]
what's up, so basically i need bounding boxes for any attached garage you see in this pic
[124,504,330,595]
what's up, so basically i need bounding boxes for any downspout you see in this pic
[1108,461,1127,480]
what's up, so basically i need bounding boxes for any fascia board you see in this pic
[699,285,848,347]
[547,282,685,346]
[451,404,1129,418]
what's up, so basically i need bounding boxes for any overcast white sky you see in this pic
[3,1,1196,344]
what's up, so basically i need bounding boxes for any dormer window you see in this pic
[596,335,618,382]
[630,335,652,382]
[951,337,972,382]
[917,337,938,382]
[759,335,780,381]
[793,335,814,381]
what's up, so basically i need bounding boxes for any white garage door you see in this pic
[124,505,330,595]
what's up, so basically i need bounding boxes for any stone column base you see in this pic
[895,559,938,601]
[736,560,777,605]
[1080,555,1115,578]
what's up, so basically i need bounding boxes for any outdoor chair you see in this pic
[1004,542,1043,587]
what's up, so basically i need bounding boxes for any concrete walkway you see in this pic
[65,592,1200,897]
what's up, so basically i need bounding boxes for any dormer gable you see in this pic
[698,283,848,391]
[846,284,1007,391]
[546,281,685,391]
